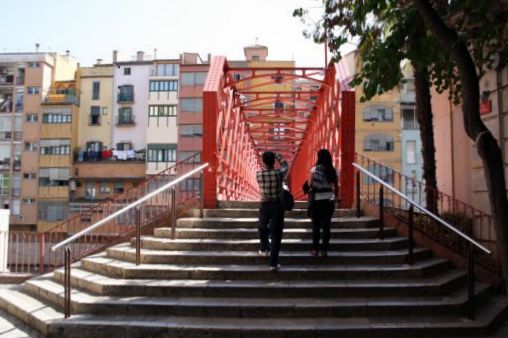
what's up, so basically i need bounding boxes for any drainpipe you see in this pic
[450,98,455,202]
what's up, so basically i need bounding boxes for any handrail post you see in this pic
[39,233,45,275]
[408,205,414,265]
[468,244,475,320]
[64,246,71,319]
[379,185,384,240]
[356,170,361,218]
[200,171,204,218]
[171,186,177,240]
[135,207,141,266]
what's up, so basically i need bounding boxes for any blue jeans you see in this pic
[258,201,284,266]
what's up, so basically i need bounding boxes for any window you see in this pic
[118,107,134,125]
[92,81,100,100]
[15,88,24,112]
[149,80,178,92]
[180,178,201,192]
[363,134,394,152]
[40,139,71,155]
[148,105,177,117]
[179,152,201,163]
[232,73,242,81]
[180,125,203,137]
[42,109,71,123]
[0,173,9,196]
[147,144,177,162]
[118,85,134,102]
[155,63,179,76]
[89,106,101,125]
[252,55,260,61]
[23,173,36,179]
[28,62,40,68]
[274,101,284,109]
[39,168,69,187]
[26,113,38,122]
[22,198,36,204]
[406,140,417,164]
[86,141,103,152]
[24,142,38,151]
[181,72,207,86]
[116,142,132,150]
[362,105,393,122]
[124,67,131,75]
[402,108,419,130]
[38,202,68,221]
[114,181,124,193]
[180,98,202,112]
[100,181,110,193]
[85,182,96,199]
[27,87,40,95]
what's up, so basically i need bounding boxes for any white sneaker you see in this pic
[269,264,281,271]
[258,250,269,257]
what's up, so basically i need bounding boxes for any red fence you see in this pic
[7,153,202,274]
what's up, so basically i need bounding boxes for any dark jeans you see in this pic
[310,199,335,252]
[258,200,284,266]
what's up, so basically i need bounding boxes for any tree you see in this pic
[294,1,448,212]
[295,0,508,283]
[413,0,508,288]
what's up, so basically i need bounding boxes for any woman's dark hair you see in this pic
[262,151,275,168]
[316,149,337,183]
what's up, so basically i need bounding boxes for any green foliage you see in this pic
[294,0,508,103]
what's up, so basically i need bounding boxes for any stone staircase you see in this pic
[1,201,508,337]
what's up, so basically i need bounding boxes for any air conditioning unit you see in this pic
[16,215,23,220]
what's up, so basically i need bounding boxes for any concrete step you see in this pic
[0,287,63,336]
[135,236,410,252]
[53,266,466,298]
[158,227,396,240]
[176,216,379,229]
[24,277,492,318]
[79,254,451,280]
[107,243,433,265]
[218,201,310,209]
[44,297,508,338]
[191,208,361,218]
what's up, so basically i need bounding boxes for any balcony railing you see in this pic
[116,115,136,126]
[117,93,134,102]
[0,101,13,113]
[44,94,79,105]
[0,131,12,140]
[0,159,10,170]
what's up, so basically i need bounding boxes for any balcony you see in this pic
[0,158,10,170]
[117,93,134,103]
[12,159,21,171]
[89,115,101,126]
[44,93,79,105]
[0,100,13,113]
[0,131,12,140]
[116,114,136,126]
[0,187,8,196]
[0,75,14,86]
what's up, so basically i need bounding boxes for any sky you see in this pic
[0,0,338,67]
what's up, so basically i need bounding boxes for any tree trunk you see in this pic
[414,0,508,285]
[414,66,438,213]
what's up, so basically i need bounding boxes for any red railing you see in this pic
[202,57,356,207]
[354,152,500,275]
[7,153,202,274]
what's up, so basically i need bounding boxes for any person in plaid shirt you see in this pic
[256,151,288,271]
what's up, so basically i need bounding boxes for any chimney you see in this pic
[66,50,70,56]
[112,50,118,63]
[96,59,103,65]
[35,43,40,53]
[136,51,145,61]
[154,48,158,60]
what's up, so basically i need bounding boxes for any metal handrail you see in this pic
[51,162,209,252]
[353,162,492,255]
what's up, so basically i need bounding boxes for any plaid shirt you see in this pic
[256,154,288,201]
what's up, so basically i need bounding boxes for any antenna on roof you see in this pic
[255,37,259,44]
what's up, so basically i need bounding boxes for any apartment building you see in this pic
[146,59,180,175]
[0,52,77,231]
